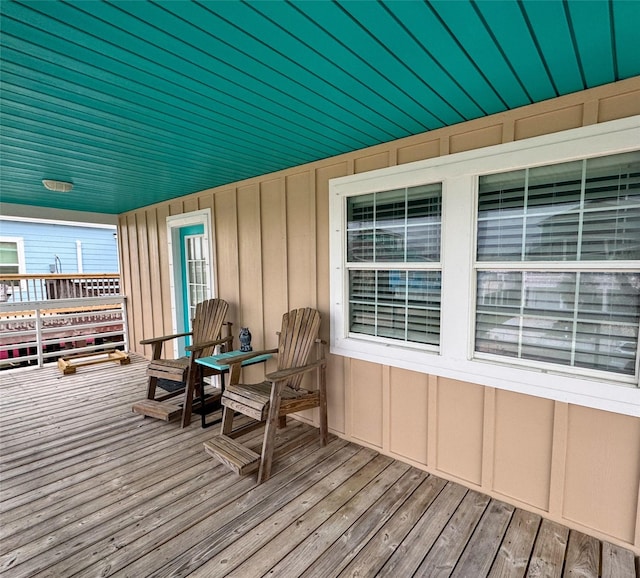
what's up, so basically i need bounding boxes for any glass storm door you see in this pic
[178,224,208,353]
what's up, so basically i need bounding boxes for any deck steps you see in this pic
[203,434,261,475]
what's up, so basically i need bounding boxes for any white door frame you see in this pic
[166,209,217,358]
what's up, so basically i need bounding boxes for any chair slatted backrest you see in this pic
[191,298,229,359]
[277,308,321,390]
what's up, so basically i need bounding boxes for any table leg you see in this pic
[200,370,227,429]
[199,364,207,428]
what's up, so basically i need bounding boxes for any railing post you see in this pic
[35,308,44,368]
[122,297,129,352]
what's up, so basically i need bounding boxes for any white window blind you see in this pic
[475,151,640,377]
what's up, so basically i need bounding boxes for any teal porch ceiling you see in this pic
[1,0,638,214]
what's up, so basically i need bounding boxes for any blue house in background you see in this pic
[0,216,124,365]
[0,217,119,276]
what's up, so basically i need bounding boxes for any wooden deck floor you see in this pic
[1,354,637,578]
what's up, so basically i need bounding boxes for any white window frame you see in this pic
[0,236,26,275]
[330,116,640,417]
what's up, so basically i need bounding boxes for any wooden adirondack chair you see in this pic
[203,307,328,483]
[132,298,233,427]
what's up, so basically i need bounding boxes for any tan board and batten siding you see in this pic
[119,77,640,554]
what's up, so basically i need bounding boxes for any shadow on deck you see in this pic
[0,354,637,577]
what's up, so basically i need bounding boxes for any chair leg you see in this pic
[181,368,197,428]
[257,416,278,484]
[221,405,235,435]
[257,382,284,484]
[146,376,158,400]
[147,343,163,399]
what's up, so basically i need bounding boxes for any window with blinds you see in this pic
[0,241,20,276]
[185,234,208,323]
[475,151,640,376]
[346,183,442,346]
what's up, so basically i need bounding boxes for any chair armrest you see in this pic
[140,331,192,346]
[186,335,234,354]
[265,358,326,382]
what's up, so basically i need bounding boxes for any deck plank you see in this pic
[413,490,491,577]
[378,481,469,576]
[452,499,515,577]
[298,466,426,577]
[0,355,637,578]
[488,508,542,578]
[334,474,448,577]
[562,530,600,578]
[602,541,637,578]
[527,519,570,578]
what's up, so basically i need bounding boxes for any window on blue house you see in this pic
[0,240,21,275]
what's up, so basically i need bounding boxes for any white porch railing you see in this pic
[0,273,120,303]
[0,274,127,369]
